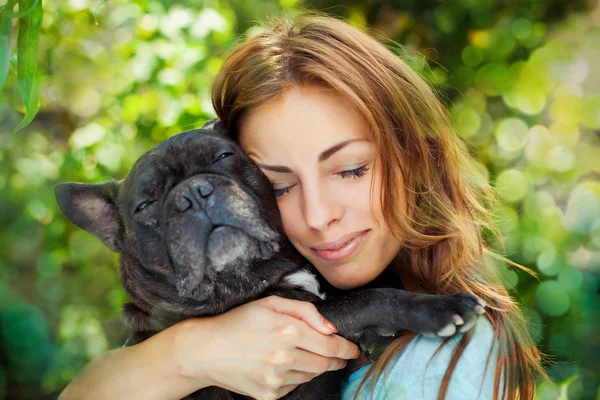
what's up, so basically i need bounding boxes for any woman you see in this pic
[59,11,546,400]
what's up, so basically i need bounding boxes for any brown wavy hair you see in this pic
[209,10,548,400]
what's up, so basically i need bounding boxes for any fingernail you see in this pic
[353,348,360,358]
[341,360,348,368]
[322,317,337,333]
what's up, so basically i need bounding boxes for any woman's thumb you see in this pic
[262,295,337,335]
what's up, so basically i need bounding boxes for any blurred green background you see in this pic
[1,0,599,399]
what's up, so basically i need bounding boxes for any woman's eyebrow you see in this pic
[256,138,368,173]
[256,164,293,173]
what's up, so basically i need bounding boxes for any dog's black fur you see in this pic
[54,119,484,399]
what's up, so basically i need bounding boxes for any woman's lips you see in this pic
[311,230,370,262]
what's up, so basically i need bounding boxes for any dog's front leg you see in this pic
[313,288,485,342]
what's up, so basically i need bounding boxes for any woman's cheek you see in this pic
[277,197,303,244]
[335,174,373,209]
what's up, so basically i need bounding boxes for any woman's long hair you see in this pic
[209,10,547,400]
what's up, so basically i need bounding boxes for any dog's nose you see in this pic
[175,196,192,212]
[197,180,214,197]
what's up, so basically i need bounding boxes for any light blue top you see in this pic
[341,317,502,400]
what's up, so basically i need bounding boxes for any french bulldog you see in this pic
[54,119,485,399]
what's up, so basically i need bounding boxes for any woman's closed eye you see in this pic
[272,164,371,198]
[338,164,369,179]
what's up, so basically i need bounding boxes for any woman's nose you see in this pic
[301,180,343,231]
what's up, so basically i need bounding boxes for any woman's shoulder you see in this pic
[341,317,501,400]
[395,315,498,373]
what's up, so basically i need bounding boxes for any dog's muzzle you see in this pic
[164,174,280,298]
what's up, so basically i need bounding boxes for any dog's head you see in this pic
[55,120,293,314]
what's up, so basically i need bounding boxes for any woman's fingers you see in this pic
[262,345,349,375]
[290,320,360,362]
[261,295,338,335]
[291,349,349,374]
[251,358,344,400]
[260,296,360,361]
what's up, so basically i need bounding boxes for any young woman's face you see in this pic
[239,84,403,290]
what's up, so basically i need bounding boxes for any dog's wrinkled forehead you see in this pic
[156,128,234,162]
[137,119,229,170]
[138,129,236,170]
[119,128,244,199]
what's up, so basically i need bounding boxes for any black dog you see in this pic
[54,119,485,399]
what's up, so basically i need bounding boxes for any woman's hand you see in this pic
[174,295,361,400]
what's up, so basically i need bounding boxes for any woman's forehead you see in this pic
[238,85,373,159]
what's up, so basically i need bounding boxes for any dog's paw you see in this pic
[419,292,486,339]
[358,327,397,362]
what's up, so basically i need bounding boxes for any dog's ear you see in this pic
[201,118,227,136]
[54,181,123,253]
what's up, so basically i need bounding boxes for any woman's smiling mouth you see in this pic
[310,229,371,262]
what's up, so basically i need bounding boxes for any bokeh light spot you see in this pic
[495,169,529,202]
[511,18,533,40]
[562,182,600,234]
[495,118,529,152]
[461,45,483,67]
[536,281,570,316]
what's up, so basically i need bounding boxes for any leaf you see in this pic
[0,0,17,90]
[3,0,40,18]
[13,0,43,134]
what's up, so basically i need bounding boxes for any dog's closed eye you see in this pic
[214,152,234,164]
[135,200,155,213]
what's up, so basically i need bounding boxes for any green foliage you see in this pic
[0,0,43,135]
[0,0,16,89]
[0,0,598,399]
[13,0,42,133]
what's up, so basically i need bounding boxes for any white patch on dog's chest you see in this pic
[283,270,327,300]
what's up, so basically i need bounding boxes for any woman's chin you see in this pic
[331,280,363,290]
[317,264,380,290]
